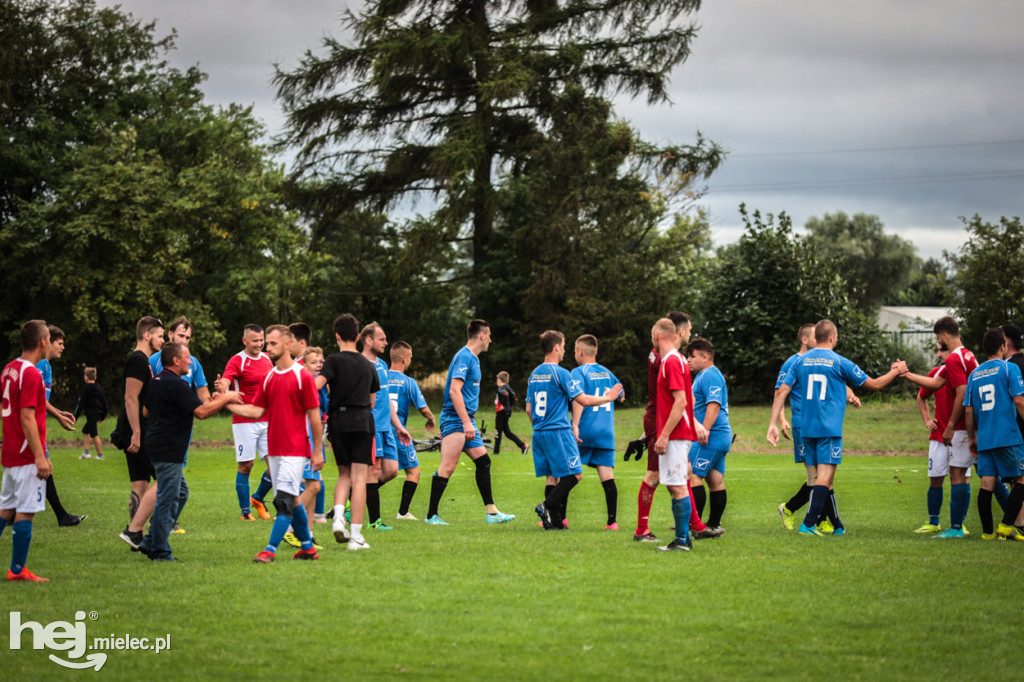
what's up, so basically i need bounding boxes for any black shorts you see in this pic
[329,425,374,467]
[126,446,155,483]
[83,416,101,438]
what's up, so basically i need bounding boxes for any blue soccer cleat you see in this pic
[425,515,449,526]
[486,511,515,524]
[934,527,965,539]
[798,523,822,536]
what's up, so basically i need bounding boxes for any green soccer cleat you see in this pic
[282,532,301,548]
[997,523,1024,541]
[913,523,941,534]
[816,519,834,535]
[981,533,997,541]
[934,527,965,539]
[778,503,795,531]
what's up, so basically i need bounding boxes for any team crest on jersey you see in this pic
[569,379,582,391]
[457,364,468,374]
[777,371,786,383]
[831,446,842,459]
[709,386,722,399]
[569,454,581,468]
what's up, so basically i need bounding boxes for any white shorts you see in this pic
[267,456,306,497]
[659,440,692,486]
[928,441,950,477]
[233,422,269,463]
[0,464,47,514]
[950,430,974,471]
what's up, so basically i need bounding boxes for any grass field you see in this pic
[3,401,1022,680]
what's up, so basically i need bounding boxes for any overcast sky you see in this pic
[97,0,1024,260]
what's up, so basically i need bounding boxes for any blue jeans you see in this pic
[145,461,188,560]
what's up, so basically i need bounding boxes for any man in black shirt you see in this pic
[316,314,379,550]
[138,342,241,561]
[493,371,528,455]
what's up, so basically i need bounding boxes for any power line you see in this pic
[711,168,1024,193]
[729,139,1024,159]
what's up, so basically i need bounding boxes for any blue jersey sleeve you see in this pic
[1009,362,1024,398]
[410,377,427,410]
[192,358,208,390]
[149,354,163,375]
[963,375,975,408]
[841,357,868,389]
[561,366,584,400]
[776,355,797,390]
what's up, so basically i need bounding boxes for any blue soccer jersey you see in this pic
[776,353,803,428]
[371,356,391,432]
[440,346,482,422]
[527,363,583,431]
[783,348,867,438]
[693,365,732,452]
[964,359,1024,451]
[571,363,621,450]
[389,370,427,427]
[36,358,53,401]
[150,353,208,391]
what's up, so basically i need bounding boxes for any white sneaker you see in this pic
[396,512,418,521]
[347,536,370,551]
[332,520,350,544]
[79,452,91,460]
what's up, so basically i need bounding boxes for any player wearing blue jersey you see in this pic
[360,323,412,530]
[389,341,436,520]
[964,328,1024,541]
[768,320,902,536]
[686,339,732,531]
[426,319,515,525]
[529,331,622,530]
[773,324,816,529]
[570,335,624,529]
[301,346,329,526]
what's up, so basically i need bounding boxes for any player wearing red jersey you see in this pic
[1,320,53,581]
[913,344,951,533]
[228,326,324,562]
[217,324,274,520]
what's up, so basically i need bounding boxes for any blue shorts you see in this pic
[689,444,727,478]
[440,416,485,450]
[301,458,322,482]
[375,429,399,461]
[580,447,615,469]
[802,436,843,467]
[532,429,583,479]
[792,427,805,464]
[397,441,420,471]
[977,445,1024,479]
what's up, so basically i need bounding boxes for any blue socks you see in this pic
[291,504,313,550]
[0,516,7,539]
[315,483,326,515]
[950,482,970,530]
[11,520,32,575]
[927,486,942,526]
[255,470,273,501]
[802,485,830,529]
[671,496,691,543]
[236,472,251,513]
[266,514,291,553]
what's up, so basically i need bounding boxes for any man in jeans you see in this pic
[139,342,241,561]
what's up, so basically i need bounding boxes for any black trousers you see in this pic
[494,411,525,454]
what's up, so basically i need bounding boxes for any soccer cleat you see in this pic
[171,524,185,534]
[534,503,553,530]
[345,500,351,523]
[253,550,275,563]
[95,453,104,460]
[240,512,257,521]
[604,522,620,531]
[347,536,370,550]
[934,527,966,539]
[961,525,970,536]
[293,547,319,560]
[119,526,143,549]
[250,497,272,520]
[486,511,515,524]
[79,452,91,459]
[913,523,942,534]
[522,444,530,456]
[997,523,1024,541]
[282,532,301,548]
[7,567,49,582]
[58,514,87,527]
[396,512,419,521]
[657,539,691,552]
[325,508,335,520]
[424,515,449,526]
[693,526,724,540]
[832,527,846,536]
[310,537,324,551]
[981,533,998,541]
[633,532,659,542]
[778,503,795,531]
[332,520,350,544]
[798,523,822,536]
[369,519,393,531]
[817,519,835,535]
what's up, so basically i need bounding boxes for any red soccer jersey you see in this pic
[943,346,977,431]
[656,349,696,442]
[1,359,47,467]
[222,351,273,424]
[918,365,950,443]
[252,364,320,457]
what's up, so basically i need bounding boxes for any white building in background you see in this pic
[877,306,953,358]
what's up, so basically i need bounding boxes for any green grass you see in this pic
[4,403,1018,680]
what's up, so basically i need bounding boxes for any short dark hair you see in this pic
[160,341,185,368]
[933,316,960,338]
[815,319,837,344]
[243,324,264,336]
[21,319,48,351]
[798,323,815,343]
[497,371,509,383]
[575,334,598,356]
[84,367,97,381]
[982,328,1006,357]
[467,319,490,339]
[686,338,715,358]
[540,330,565,355]
[288,322,311,345]
[168,316,191,334]
[333,314,360,342]
[666,311,691,330]
[48,325,65,342]
[390,341,412,363]
[1001,323,1023,352]
[136,316,163,341]
[359,322,382,345]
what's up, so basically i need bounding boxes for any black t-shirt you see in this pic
[497,384,516,413]
[1009,353,1024,437]
[115,349,155,436]
[76,383,108,418]
[321,351,379,433]
[145,369,202,463]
